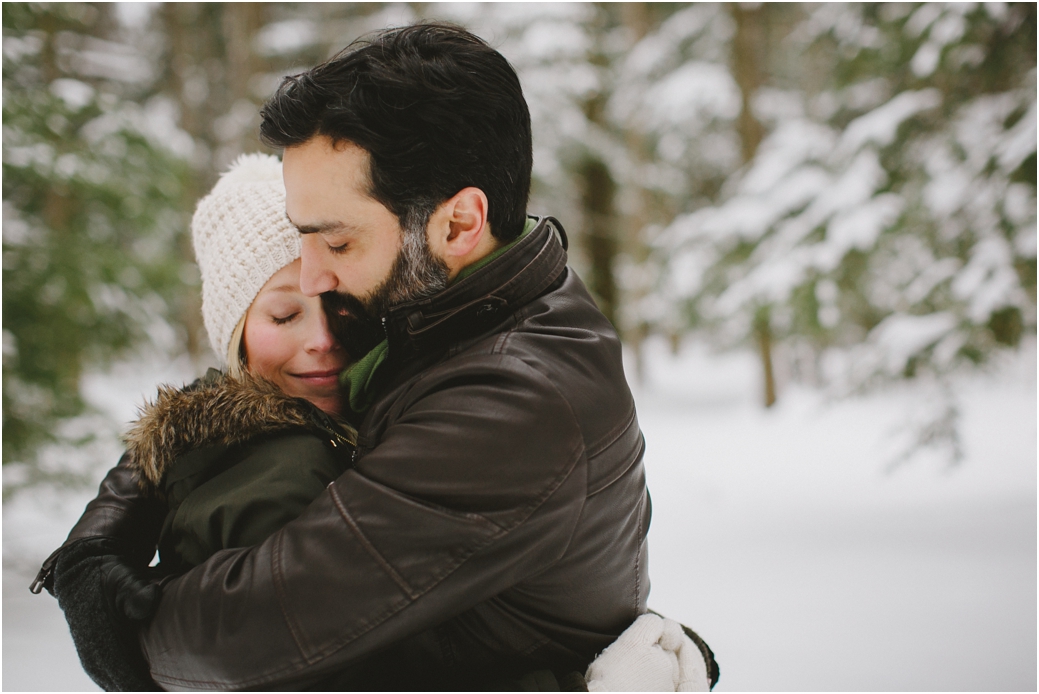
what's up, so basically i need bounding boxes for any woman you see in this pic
[37,151,355,591]
[127,152,356,573]
[35,153,359,691]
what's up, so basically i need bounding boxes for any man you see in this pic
[41,23,655,690]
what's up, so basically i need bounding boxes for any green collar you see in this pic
[453,217,536,284]
[339,217,537,415]
[340,340,388,414]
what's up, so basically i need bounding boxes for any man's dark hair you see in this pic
[260,22,532,242]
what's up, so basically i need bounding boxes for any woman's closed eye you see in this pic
[272,311,300,325]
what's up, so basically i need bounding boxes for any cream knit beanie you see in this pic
[192,153,301,363]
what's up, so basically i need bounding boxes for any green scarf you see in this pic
[340,217,537,415]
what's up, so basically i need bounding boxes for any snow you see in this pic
[865,312,958,376]
[837,89,942,155]
[911,41,942,78]
[905,4,945,38]
[3,340,1035,691]
[64,36,152,85]
[952,236,1020,322]
[631,336,1036,691]
[49,79,95,111]
[997,99,1038,174]
[254,20,319,57]
[635,62,741,129]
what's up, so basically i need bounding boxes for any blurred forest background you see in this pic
[3,2,1036,489]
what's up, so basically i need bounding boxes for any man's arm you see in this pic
[140,355,588,690]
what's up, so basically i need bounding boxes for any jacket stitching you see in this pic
[153,436,583,690]
[328,483,418,600]
[495,302,536,354]
[493,233,555,302]
[270,531,315,662]
[586,404,636,459]
[201,432,587,690]
[633,491,645,614]
[492,328,512,354]
[587,422,643,498]
[521,636,553,657]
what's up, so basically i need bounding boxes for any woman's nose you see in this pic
[304,309,338,353]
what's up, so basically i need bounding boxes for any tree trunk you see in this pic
[577,7,623,331]
[222,3,267,156]
[620,2,658,383]
[158,4,268,365]
[577,156,619,328]
[754,307,777,408]
[730,3,775,407]
[730,3,766,163]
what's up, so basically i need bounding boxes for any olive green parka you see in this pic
[123,371,356,572]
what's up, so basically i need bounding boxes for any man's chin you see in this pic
[321,291,385,360]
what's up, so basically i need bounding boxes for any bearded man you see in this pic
[38,23,673,691]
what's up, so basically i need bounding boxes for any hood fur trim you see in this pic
[124,373,340,488]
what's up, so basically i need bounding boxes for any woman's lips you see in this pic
[291,368,344,387]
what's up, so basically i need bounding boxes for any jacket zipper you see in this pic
[325,427,353,449]
[344,317,388,467]
[29,550,60,594]
[29,536,96,594]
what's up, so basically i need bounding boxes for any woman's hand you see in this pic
[52,537,162,692]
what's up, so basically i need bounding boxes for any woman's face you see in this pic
[243,259,348,416]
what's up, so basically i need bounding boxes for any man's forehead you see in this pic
[283,137,368,174]
[282,138,373,226]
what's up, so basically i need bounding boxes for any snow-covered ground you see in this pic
[3,340,1035,691]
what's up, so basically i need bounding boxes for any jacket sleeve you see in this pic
[139,355,589,691]
[35,452,166,594]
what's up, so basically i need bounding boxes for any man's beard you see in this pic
[322,226,450,361]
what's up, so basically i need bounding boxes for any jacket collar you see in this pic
[383,216,569,364]
[124,371,356,488]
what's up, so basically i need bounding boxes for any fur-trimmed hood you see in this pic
[124,371,355,488]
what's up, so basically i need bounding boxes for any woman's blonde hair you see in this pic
[225,315,248,379]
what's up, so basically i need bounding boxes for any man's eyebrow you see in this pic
[290,219,350,235]
[266,283,300,294]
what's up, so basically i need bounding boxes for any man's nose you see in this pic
[299,237,338,297]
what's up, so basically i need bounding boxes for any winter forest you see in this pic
[3,3,1036,691]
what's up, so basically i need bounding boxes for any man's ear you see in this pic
[428,187,497,277]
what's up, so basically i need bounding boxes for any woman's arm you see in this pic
[34,452,168,691]
[34,451,166,593]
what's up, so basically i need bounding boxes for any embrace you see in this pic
[34,23,717,692]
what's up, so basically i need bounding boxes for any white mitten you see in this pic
[585,613,710,692]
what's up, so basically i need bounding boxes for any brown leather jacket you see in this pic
[53,217,651,690]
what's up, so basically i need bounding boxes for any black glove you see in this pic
[51,538,162,691]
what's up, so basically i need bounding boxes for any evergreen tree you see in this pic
[3,4,191,469]
[656,3,1036,400]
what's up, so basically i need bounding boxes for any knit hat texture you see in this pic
[192,153,301,363]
